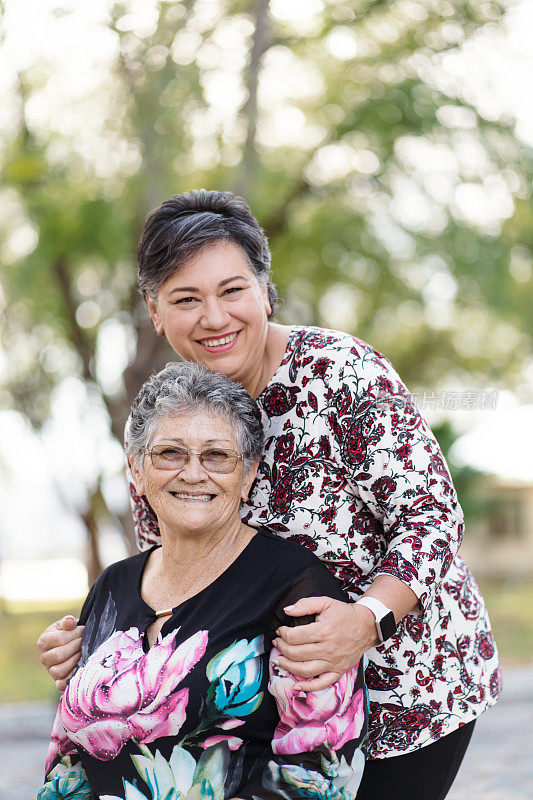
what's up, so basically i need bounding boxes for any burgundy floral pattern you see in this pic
[128,326,501,759]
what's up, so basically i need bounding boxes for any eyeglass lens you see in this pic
[150,446,239,473]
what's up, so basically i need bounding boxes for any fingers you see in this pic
[276,621,321,645]
[274,656,330,679]
[293,672,341,693]
[59,615,79,631]
[283,596,329,617]
[39,630,83,675]
[55,668,77,693]
[37,619,84,655]
[39,633,83,669]
[49,652,82,684]
[274,639,328,662]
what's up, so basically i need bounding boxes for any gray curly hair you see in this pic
[126,361,264,473]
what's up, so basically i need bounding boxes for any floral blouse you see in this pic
[129,326,502,760]
[40,528,367,800]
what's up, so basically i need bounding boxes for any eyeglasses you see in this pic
[146,445,243,474]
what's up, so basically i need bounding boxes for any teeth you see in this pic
[173,492,212,501]
[201,332,238,348]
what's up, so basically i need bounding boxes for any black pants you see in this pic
[357,720,476,800]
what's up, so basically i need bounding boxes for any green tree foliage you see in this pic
[432,420,490,523]
[1,0,532,572]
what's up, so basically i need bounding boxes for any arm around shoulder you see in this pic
[334,346,465,612]
[236,563,368,799]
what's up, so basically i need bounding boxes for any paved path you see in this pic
[2,666,532,800]
[447,665,533,800]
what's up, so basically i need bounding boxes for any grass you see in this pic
[0,600,82,704]
[1,580,532,703]
[478,578,533,665]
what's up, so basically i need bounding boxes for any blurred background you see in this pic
[1,0,533,708]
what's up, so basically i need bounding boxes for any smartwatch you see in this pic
[355,597,397,643]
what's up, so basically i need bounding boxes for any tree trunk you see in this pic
[232,0,271,199]
[81,488,105,585]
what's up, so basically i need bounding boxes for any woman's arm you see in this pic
[37,616,84,690]
[37,572,101,688]
[277,345,463,690]
[38,579,104,796]
[274,574,418,690]
[38,756,91,800]
[38,706,90,800]
[38,656,93,798]
[237,565,367,800]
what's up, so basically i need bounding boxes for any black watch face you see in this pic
[379,611,397,641]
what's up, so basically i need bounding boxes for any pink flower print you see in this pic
[199,717,245,752]
[44,711,78,776]
[217,718,245,730]
[269,647,365,755]
[200,735,243,750]
[60,627,208,760]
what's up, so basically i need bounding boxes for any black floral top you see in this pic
[39,529,367,800]
[129,326,502,759]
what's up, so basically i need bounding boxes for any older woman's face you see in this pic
[131,410,257,538]
[145,240,271,394]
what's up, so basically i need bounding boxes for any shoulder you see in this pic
[89,549,151,594]
[251,528,345,596]
[253,526,320,566]
[289,325,399,382]
[290,325,360,358]
[277,327,407,414]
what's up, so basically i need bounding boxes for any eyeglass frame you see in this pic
[144,444,244,474]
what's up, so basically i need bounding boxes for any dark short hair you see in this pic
[137,189,278,316]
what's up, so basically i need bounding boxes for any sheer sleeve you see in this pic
[238,563,367,800]
[37,582,99,799]
[37,756,92,800]
[331,346,465,613]
[37,722,91,800]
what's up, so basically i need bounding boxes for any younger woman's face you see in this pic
[145,240,271,394]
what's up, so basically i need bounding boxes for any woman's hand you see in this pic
[273,597,378,692]
[37,616,84,691]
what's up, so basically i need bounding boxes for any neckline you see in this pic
[256,325,300,401]
[136,528,260,622]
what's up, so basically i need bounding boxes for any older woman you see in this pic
[39,190,501,800]
[39,362,367,800]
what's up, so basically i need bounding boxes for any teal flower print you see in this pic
[206,636,265,717]
[100,741,230,800]
[38,762,92,800]
[261,747,364,800]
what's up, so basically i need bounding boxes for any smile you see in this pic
[198,331,239,351]
[170,492,215,502]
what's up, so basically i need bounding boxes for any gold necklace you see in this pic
[154,608,173,618]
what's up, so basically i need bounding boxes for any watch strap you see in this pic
[355,596,397,642]
[355,596,391,620]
